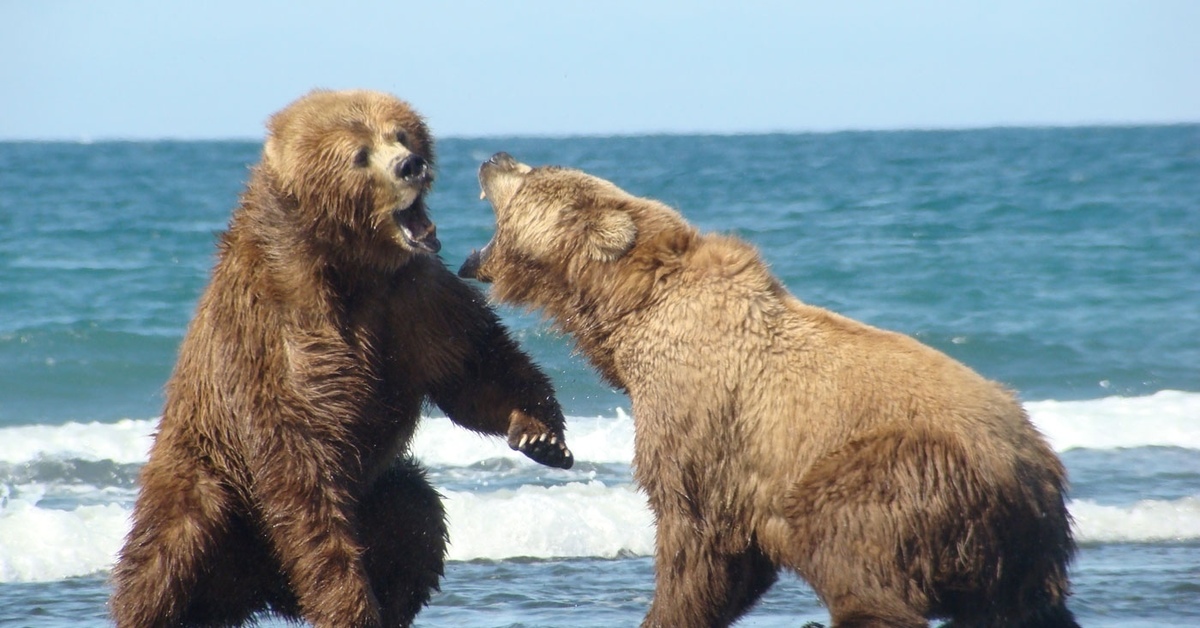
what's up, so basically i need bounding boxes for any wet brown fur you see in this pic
[109,92,570,628]
[464,156,1079,628]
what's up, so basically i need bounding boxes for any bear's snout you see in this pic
[488,152,518,169]
[395,154,429,184]
[458,244,491,281]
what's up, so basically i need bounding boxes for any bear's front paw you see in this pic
[507,410,574,469]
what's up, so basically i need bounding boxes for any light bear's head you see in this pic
[459,153,695,310]
[263,89,440,258]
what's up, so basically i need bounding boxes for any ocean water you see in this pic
[1,126,1198,626]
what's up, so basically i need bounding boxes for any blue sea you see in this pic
[1,127,1198,627]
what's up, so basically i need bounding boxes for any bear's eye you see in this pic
[353,146,370,168]
[395,130,408,146]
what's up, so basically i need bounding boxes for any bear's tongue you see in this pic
[394,207,441,254]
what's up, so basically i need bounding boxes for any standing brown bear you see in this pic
[109,93,573,628]
[459,153,1079,628]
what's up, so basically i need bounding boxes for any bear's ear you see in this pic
[581,209,637,262]
[263,136,282,171]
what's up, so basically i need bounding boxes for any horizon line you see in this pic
[2,119,1197,144]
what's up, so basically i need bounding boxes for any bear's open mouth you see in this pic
[458,242,490,281]
[393,207,440,254]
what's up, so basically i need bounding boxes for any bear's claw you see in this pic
[507,411,574,469]
[516,433,574,469]
[510,431,574,469]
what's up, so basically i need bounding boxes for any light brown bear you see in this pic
[459,153,1078,628]
[109,93,573,628]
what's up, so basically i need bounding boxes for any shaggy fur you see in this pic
[460,153,1078,628]
[110,93,572,628]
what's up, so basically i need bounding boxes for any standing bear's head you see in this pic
[262,89,440,265]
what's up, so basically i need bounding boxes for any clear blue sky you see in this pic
[2,1,1197,140]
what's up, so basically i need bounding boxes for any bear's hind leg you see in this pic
[110,456,237,627]
[1019,604,1080,628]
[786,424,1077,628]
[360,457,448,627]
[181,509,298,625]
[782,430,954,628]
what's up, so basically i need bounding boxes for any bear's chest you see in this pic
[341,283,464,394]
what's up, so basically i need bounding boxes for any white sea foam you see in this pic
[0,480,654,584]
[1,391,1196,582]
[1070,496,1200,544]
[0,485,129,583]
[442,481,655,561]
[2,480,1198,583]
[1026,390,1200,452]
[0,418,156,466]
[1,392,1197,468]
[0,411,637,468]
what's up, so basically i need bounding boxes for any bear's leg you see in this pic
[359,458,448,627]
[1014,605,1080,628]
[641,517,778,628]
[784,430,972,628]
[788,427,1078,628]
[250,445,383,628]
[110,455,237,627]
[178,510,299,625]
[721,543,778,621]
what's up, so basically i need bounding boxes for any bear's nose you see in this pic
[489,152,517,168]
[396,154,429,183]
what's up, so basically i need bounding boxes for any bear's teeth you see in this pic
[479,190,486,200]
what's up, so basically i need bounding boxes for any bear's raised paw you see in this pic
[507,410,574,469]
